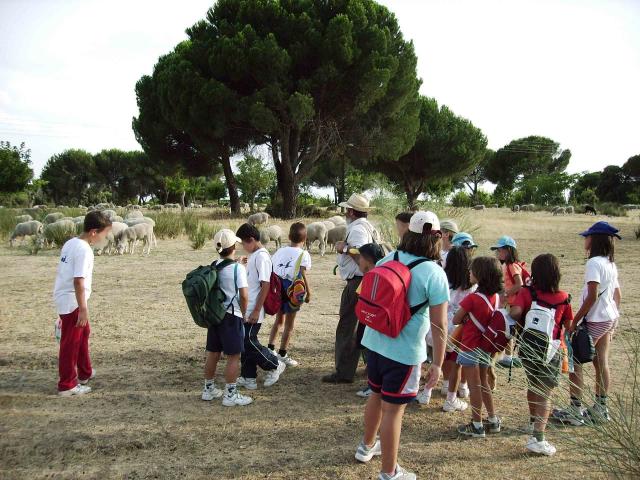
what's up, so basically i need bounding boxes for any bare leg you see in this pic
[593,333,611,396]
[479,366,495,417]
[447,362,462,393]
[280,312,297,351]
[268,312,284,347]
[569,364,583,401]
[531,388,551,433]
[379,401,407,475]
[224,353,241,384]
[464,365,482,422]
[363,392,383,446]
[204,351,221,380]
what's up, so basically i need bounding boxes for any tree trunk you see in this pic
[180,190,186,211]
[405,188,418,211]
[220,151,240,216]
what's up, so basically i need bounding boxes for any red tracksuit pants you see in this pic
[58,308,92,391]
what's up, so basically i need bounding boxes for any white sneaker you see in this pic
[277,353,299,367]
[458,383,470,399]
[236,377,258,390]
[415,389,431,405]
[440,380,449,396]
[379,464,416,480]
[356,386,373,398]
[264,360,286,387]
[58,384,91,397]
[201,382,223,401]
[78,368,96,385]
[443,397,468,412]
[355,439,381,462]
[222,391,253,407]
[525,437,557,456]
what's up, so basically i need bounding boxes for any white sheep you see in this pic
[124,217,157,247]
[322,220,336,232]
[125,210,144,220]
[512,205,520,212]
[260,225,284,250]
[43,212,64,224]
[94,221,128,255]
[10,221,44,246]
[327,225,347,252]
[552,206,566,215]
[150,205,163,211]
[248,212,270,226]
[306,222,328,256]
[15,214,32,223]
[566,206,575,214]
[117,223,154,255]
[473,204,486,211]
[43,219,76,248]
[327,215,346,226]
[102,209,117,220]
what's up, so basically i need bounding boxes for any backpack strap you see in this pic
[468,312,486,333]
[475,292,497,312]
[226,263,240,316]
[292,251,305,279]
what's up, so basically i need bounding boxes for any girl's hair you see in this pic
[219,245,236,258]
[531,253,561,293]
[289,222,307,244]
[395,212,412,223]
[398,231,441,260]
[471,256,503,296]
[444,246,472,291]
[588,233,615,262]
[501,245,519,264]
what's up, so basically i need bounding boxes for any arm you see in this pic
[248,281,270,324]
[614,287,621,309]
[424,302,448,389]
[452,307,468,325]
[239,287,249,318]
[569,281,599,332]
[510,305,523,323]
[74,277,89,327]
[504,273,523,297]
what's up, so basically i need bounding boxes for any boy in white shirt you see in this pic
[235,223,285,389]
[202,229,252,407]
[268,222,312,366]
[53,211,112,396]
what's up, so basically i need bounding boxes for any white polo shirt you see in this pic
[337,218,376,280]
[53,237,94,315]
[582,256,620,323]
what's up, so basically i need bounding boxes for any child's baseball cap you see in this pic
[579,221,621,239]
[349,243,386,263]
[490,235,517,250]
[213,229,242,253]
[452,232,478,248]
[409,211,441,234]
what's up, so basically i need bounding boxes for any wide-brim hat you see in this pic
[338,193,372,212]
[579,221,621,239]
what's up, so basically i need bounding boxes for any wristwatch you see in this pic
[342,244,349,254]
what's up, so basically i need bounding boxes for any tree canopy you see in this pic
[0,141,33,193]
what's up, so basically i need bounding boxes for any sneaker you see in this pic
[415,389,431,405]
[440,380,449,396]
[78,368,96,385]
[553,406,586,426]
[458,383,470,399]
[264,360,286,387]
[201,382,223,401]
[379,464,416,480]
[486,416,502,434]
[525,437,557,456]
[277,353,299,367]
[58,384,91,397]
[356,386,373,398]
[457,422,486,438]
[443,397,468,412]
[586,403,610,423]
[354,438,381,462]
[222,391,253,407]
[236,377,258,390]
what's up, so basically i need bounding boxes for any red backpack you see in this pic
[507,261,531,287]
[467,293,514,353]
[257,251,282,316]
[355,251,429,338]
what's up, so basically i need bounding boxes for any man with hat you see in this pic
[322,193,379,384]
[440,219,459,268]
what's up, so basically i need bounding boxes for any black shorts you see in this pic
[206,313,244,355]
[367,350,420,405]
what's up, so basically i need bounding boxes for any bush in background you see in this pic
[189,223,212,250]
[148,212,183,239]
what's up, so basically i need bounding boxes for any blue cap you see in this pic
[490,235,517,250]
[579,221,621,239]
[452,232,478,248]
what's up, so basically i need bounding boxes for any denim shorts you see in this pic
[456,348,491,368]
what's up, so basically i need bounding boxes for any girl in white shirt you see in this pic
[568,222,622,422]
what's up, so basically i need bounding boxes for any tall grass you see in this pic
[0,208,16,240]
[189,223,214,250]
[596,202,628,217]
[182,212,200,237]
[43,223,76,247]
[147,212,184,239]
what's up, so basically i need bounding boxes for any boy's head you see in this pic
[470,256,503,296]
[83,211,112,244]
[531,253,561,293]
[289,222,307,245]
[350,243,385,274]
[394,212,412,240]
[236,223,261,253]
[440,219,459,250]
[213,229,242,257]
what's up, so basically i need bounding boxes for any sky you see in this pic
[1,0,639,178]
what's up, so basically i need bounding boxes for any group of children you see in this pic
[52,209,622,480]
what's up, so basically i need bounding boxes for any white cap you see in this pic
[213,229,242,253]
[409,211,441,234]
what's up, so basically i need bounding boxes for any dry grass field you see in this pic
[1,208,638,479]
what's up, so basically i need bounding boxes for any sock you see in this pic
[533,430,545,442]
[570,396,582,407]
[472,421,483,429]
[446,392,457,402]
[278,349,287,357]
[423,387,432,396]
[596,394,608,406]
[267,344,275,351]
[488,415,499,424]
[460,381,468,390]
[442,380,449,389]
[225,383,236,395]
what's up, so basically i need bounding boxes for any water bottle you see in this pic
[54,318,62,343]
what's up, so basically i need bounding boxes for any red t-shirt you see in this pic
[458,292,499,352]
[512,288,573,340]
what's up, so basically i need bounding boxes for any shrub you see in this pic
[597,202,627,217]
[148,212,183,239]
[44,223,76,247]
[451,191,472,207]
[189,223,213,250]
[182,212,200,236]
[22,235,44,255]
[0,208,16,240]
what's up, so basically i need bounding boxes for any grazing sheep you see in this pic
[566,205,575,214]
[94,221,128,255]
[473,204,486,211]
[327,225,347,252]
[322,220,336,232]
[96,203,111,211]
[72,215,85,224]
[327,215,346,226]
[101,209,118,221]
[248,212,270,226]
[117,223,154,255]
[125,210,144,220]
[150,205,163,211]
[10,221,44,246]
[260,225,284,250]
[512,205,520,212]
[123,217,157,247]
[126,204,142,210]
[188,203,203,208]
[15,214,33,223]
[623,204,639,210]
[44,212,64,224]
[552,206,566,215]
[584,204,597,215]
[490,203,499,208]
[306,222,328,256]
[43,219,76,247]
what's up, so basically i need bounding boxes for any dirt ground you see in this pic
[1,208,638,479]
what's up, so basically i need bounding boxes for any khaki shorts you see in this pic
[523,353,561,390]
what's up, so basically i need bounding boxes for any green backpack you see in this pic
[182,259,237,328]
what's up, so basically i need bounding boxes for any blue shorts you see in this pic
[206,313,245,355]
[367,350,421,405]
[457,348,491,368]
[280,278,301,314]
